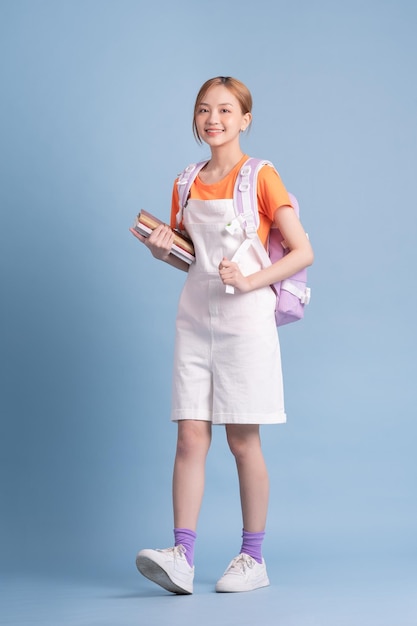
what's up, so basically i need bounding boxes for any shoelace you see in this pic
[159,545,186,558]
[228,553,255,573]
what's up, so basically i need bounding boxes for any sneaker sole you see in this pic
[136,555,192,595]
[215,578,270,593]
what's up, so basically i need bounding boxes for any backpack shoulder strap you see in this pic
[176,161,208,229]
[233,158,274,236]
[225,158,273,295]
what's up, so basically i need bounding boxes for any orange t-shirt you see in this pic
[170,154,293,247]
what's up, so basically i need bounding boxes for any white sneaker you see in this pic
[136,545,194,595]
[215,553,270,593]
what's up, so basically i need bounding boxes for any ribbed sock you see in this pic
[174,528,197,567]
[240,529,265,564]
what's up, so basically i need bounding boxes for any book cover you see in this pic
[137,210,194,255]
[132,210,195,265]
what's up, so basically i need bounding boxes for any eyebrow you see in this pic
[199,101,235,107]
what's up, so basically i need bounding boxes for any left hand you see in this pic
[218,257,252,293]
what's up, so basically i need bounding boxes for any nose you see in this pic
[207,111,220,125]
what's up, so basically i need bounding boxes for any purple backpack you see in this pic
[176,157,311,326]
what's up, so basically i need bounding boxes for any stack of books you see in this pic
[132,210,195,265]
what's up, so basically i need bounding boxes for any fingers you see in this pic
[218,257,249,292]
[149,222,172,240]
[145,223,175,260]
[218,257,231,271]
[130,224,172,247]
[147,223,173,247]
[129,227,146,243]
[219,258,238,282]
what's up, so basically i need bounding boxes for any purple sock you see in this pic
[240,529,265,564]
[174,528,197,567]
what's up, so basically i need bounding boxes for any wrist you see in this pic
[246,271,263,292]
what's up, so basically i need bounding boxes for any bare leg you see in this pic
[225,424,269,532]
[173,420,212,530]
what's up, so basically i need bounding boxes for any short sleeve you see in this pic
[256,164,293,246]
[170,179,180,229]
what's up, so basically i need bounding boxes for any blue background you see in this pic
[1,0,416,624]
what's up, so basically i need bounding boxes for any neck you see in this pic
[207,145,245,173]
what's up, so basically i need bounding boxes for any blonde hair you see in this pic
[192,76,253,144]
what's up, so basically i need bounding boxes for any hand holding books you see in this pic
[130,210,195,265]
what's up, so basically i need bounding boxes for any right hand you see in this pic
[143,223,175,261]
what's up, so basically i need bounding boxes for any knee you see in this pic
[176,422,211,459]
[226,427,260,463]
[227,436,248,462]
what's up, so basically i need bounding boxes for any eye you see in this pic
[198,107,209,114]
[220,108,231,113]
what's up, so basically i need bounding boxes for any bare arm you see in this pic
[219,205,314,292]
[130,224,190,273]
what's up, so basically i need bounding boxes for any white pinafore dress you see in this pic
[171,195,286,425]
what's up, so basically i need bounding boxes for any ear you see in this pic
[241,111,252,132]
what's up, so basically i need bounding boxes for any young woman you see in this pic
[132,76,314,595]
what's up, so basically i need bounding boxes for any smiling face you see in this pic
[193,84,252,149]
